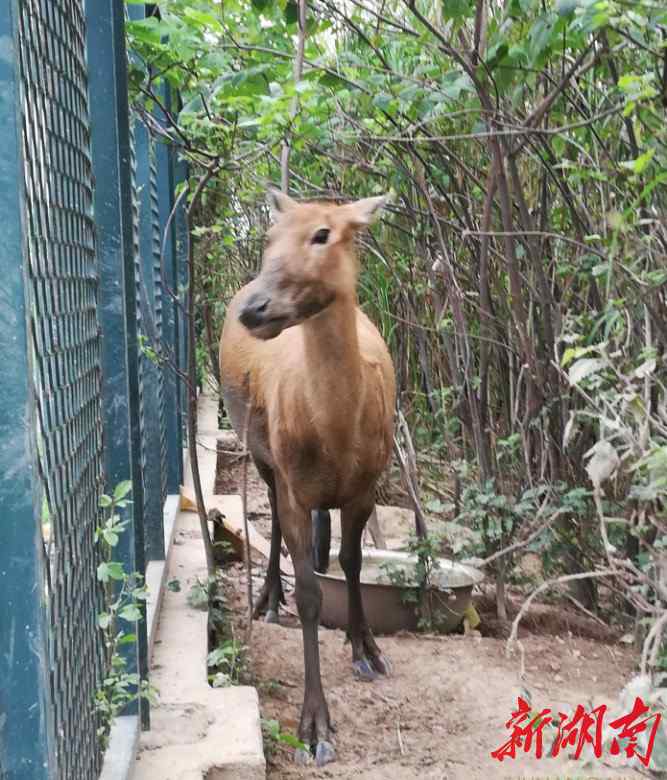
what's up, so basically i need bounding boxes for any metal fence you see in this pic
[0,1,187,778]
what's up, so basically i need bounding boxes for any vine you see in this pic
[95,482,156,748]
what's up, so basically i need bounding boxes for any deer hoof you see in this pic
[294,747,313,766]
[264,609,279,625]
[315,740,336,767]
[352,657,378,681]
[370,653,392,676]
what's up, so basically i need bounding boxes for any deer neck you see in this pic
[301,293,363,433]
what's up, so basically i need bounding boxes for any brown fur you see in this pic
[220,197,395,509]
[219,192,396,765]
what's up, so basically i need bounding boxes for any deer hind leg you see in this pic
[339,494,392,681]
[312,509,331,573]
[252,462,285,624]
[277,481,335,767]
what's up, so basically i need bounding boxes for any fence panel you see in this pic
[86,0,150,728]
[154,86,184,493]
[16,0,106,777]
[133,120,168,562]
[0,2,56,776]
[0,2,187,776]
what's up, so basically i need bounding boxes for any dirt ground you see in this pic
[215,433,648,780]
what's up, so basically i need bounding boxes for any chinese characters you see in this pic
[491,696,661,768]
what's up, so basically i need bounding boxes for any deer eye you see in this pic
[311,228,330,245]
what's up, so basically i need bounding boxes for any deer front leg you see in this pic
[277,482,335,767]
[252,487,285,623]
[340,494,392,681]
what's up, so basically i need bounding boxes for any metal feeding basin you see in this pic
[316,548,483,635]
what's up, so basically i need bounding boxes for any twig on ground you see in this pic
[397,720,406,756]
[563,592,608,629]
[506,569,614,659]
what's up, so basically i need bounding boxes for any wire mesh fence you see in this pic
[0,1,188,778]
[19,1,105,777]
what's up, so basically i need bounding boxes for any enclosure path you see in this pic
[246,615,646,780]
[131,389,265,780]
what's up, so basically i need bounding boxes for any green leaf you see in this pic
[442,0,473,20]
[318,71,351,91]
[102,529,119,548]
[485,41,509,71]
[98,613,111,630]
[119,605,142,622]
[97,561,125,583]
[372,92,393,111]
[126,18,163,46]
[440,71,473,100]
[284,1,298,24]
[528,13,557,63]
[555,0,579,15]
[113,481,133,501]
[568,357,606,385]
[276,731,306,749]
[182,8,223,32]
[619,149,655,175]
[99,494,113,508]
[585,441,619,488]
[180,95,204,117]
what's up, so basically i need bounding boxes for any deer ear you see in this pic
[340,194,390,228]
[268,189,297,221]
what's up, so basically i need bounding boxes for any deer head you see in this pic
[238,190,388,340]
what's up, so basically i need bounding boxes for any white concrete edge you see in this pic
[100,493,181,780]
[99,715,140,780]
[145,494,180,658]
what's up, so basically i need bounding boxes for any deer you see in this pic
[219,189,396,766]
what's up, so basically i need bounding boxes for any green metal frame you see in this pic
[86,0,150,728]
[0,4,56,776]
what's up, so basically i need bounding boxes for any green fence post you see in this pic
[0,5,56,776]
[134,119,168,562]
[128,2,166,562]
[86,0,150,728]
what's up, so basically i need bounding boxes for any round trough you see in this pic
[316,548,483,635]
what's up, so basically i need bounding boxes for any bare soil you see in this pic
[216,433,646,780]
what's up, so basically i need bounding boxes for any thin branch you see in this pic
[506,569,615,655]
[186,162,221,579]
[462,229,606,258]
[281,0,308,193]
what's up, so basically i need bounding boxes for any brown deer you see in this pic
[219,190,396,765]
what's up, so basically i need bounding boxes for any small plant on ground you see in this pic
[187,575,216,610]
[378,531,461,632]
[207,638,247,687]
[257,678,283,696]
[95,481,156,749]
[261,718,307,761]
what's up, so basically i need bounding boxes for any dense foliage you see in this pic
[127,0,666,666]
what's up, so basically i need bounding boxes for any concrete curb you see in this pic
[100,491,180,780]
